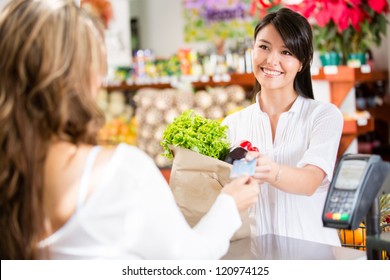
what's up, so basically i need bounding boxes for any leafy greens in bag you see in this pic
[161,110,230,160]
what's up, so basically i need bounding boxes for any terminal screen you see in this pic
[334,159,367,190]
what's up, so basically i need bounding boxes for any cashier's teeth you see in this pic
[263,68,282,76]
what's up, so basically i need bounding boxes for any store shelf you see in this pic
[343,117,375,135]
[311,66,388,157]
[367,103,390,123]
[338,117,375,158]
[107,67,388,108]
[367,103,390,161]
[105,73,256,92]
[311,66,388,107]
[312,65,388,82]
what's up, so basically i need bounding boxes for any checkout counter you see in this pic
[223,154,390,260]
[222,234,366,260]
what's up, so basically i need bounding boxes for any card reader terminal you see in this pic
[323,154,390,230]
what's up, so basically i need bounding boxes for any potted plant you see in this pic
[312,22,343,66]
[289,0,389,66]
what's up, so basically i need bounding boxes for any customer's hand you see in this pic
[221,176,259,212]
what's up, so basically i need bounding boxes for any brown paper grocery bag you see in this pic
[169,146,250,241]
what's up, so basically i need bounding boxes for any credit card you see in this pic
[230,159,256,178]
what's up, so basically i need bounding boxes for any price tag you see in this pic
[311,66,320,76]
[221,74,231,82]
[200,75,210,83]
[189,75,200,83]
[159,76,170,84]
[169,76,179,88]
[212,75,222,83]
[360,64,371,73]
[181,75,192,83]
[323,66,339,75]
[357,118,368,126]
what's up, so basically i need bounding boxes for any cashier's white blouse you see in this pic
[38,144,241,259]
[222,94,343,246]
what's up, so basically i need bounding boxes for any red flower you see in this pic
[368,0,388,13]
[331,0,362,31]
[289,0,389,33]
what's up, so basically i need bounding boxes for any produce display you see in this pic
[97,83,251,167]
[134,88,194,167]
[98,117,137,146]
[97,89,137,146]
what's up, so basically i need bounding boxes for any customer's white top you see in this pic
[222,95,343,246]
[38,144,241,259]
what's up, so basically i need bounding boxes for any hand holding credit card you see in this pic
[230,158,256,178]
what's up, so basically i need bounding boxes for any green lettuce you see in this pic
[160,110,230,160]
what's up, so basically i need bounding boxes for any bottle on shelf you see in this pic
[355,82,367,111]
[374,80,386,107]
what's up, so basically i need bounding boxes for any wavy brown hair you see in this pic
[0,0,106,259]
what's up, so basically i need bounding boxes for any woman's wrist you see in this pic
[274,164,282,182]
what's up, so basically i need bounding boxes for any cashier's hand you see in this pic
[246,151,277,184]
[222,176,259,212]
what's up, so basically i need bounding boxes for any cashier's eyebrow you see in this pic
[255,38,289,50]
[256,39,271,45]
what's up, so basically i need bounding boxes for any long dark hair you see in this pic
[0,0,106,259]
[252,7,314,99]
